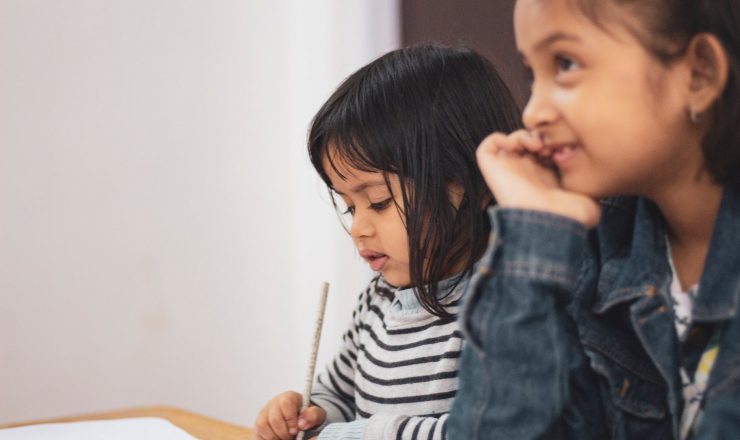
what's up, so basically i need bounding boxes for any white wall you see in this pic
[0,0,399,425]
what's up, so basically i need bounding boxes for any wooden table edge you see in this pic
[0,406,253,440]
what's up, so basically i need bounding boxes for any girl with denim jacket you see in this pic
[449,1,740,439]
[253,45,521,440]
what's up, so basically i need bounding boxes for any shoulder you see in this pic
[440,273,471,310]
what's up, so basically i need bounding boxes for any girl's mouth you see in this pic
[359,250,389,272]
[550,143,579,166]
[368,255,389,271]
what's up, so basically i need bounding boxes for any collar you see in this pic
[591,197,669,313]
[694,184,740,321]
[592,185,740,322]
[377,272,470,314]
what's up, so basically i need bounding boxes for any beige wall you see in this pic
[0,0,399,425]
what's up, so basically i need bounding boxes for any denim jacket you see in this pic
[449,183,740,439]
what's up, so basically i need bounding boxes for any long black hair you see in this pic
[308,44,521,317]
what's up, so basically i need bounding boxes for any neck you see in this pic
[646,168,723,289]
[649,171,723,248]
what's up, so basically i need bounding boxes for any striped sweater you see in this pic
[310,274,468,440]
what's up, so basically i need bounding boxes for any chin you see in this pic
[381,272,411,288]
[561,174,611,199]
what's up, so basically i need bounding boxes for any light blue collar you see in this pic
[379,272,470,314]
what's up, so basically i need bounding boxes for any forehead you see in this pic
[513,0,627,52]
[322,151,388,194]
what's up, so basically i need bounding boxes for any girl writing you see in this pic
[253,44,521,440]
[450,1,740,438]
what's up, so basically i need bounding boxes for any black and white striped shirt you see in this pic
[310,274,468,440]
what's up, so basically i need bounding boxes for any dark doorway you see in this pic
[401,0,527,107]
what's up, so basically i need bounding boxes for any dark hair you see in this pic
[307,44,521,318]
[572,0,740,184]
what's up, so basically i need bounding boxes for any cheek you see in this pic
[387,218,410,261]
[567,82,660,149]
[391,228,410,260]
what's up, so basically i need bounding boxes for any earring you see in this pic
[689,108,701,124]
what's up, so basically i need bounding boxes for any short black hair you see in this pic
[308,44,521,317]
[572,0,740,184]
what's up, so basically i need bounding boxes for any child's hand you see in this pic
[254,391,327,440]
[477,129,601,228]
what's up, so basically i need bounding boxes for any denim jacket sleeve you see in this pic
[449,207,607,439]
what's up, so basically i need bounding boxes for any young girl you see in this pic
[450,1,740,439]
[253,45,521,440]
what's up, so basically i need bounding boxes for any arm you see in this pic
[449,207,607,439]
[318,413,450,440]
[310,355,357,426]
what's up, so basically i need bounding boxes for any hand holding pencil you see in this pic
[253,391,326,440]
[295,282,329,440]
[253,282,330,440]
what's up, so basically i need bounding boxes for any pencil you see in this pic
[296,281,329,440]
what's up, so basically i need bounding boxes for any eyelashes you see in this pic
[343,198,393,216]
[555,54,579,74]
[370,198,393,211]
[521,53,580,85]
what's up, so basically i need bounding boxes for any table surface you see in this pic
[0,406,254,440]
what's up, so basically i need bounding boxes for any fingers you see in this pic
[512,129,545,154]
[254,407,279,440]
[255,402,325,440]
[279,393,302,436]
[298,405,327,431]
[477,132,520,157]
[270,392,302,439]
[478,130,544,158]
[254,391,302,440]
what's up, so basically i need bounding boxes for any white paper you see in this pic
[0,417,197,439]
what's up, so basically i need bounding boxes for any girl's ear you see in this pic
[685,33,729,116]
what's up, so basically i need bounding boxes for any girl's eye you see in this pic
[341,198,392,217]
[369,198,392,211]
[555,54,579,74]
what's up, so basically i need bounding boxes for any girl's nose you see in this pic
[349,210,374,239]
[522,85,558,130]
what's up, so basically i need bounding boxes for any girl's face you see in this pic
[515,0,703,199]
[323,154,411,287]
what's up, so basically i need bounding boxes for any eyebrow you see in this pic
[333,181,387,195]
[531,31,583,52]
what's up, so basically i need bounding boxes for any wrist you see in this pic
[497,191,601,229]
